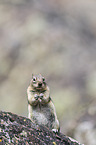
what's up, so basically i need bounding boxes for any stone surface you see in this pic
[0,111,83,145]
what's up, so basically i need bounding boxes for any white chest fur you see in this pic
[32,110,48,125]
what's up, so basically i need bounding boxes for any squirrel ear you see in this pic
[39,73,42,77]
[32,74,34,78]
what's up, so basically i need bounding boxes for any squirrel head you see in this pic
[30,74,47,91]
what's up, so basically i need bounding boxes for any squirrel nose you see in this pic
[38,82,42,87]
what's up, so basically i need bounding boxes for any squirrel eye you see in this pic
[42,77,45,82]
[33,77,36,82]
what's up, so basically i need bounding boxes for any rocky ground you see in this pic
[0,111,83,145]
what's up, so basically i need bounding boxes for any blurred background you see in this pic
[0,0,96,144]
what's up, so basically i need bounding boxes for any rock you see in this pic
[0,111,83,145]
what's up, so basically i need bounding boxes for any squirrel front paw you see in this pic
[39,93,43,99]
[34,94,39,100]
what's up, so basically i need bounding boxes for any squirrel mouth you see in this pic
[37,87,42,90]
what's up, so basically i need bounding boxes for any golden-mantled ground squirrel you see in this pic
[27,74,60,132]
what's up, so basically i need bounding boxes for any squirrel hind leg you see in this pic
[52,128,60,133]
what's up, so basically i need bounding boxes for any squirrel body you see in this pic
[27,74,60,132]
